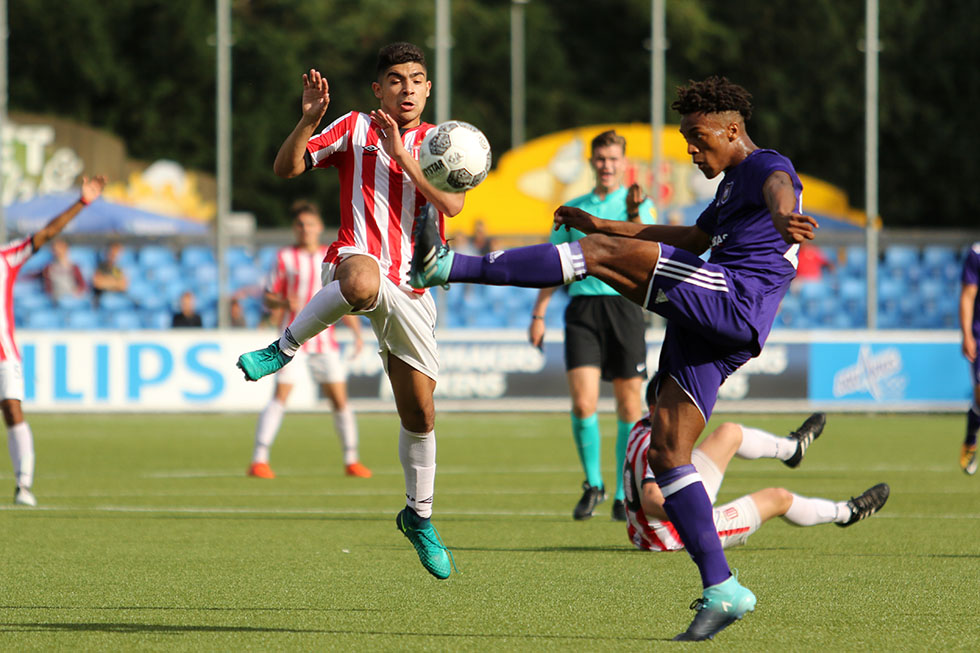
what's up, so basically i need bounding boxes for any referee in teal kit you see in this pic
[529,129,655,521]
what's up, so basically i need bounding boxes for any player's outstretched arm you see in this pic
[32,175,106,250]
[369,109,464,217]
[274,69,331,179]
[764,171,819,244]
[554,206,710,254]
[961,282,977,362]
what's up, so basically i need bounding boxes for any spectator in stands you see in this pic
[41,239,86,301]
[229,297,248,328]
[92,241,128,298]
[471,219,493,255]
[794,242,835,286]
[172,290,203,328]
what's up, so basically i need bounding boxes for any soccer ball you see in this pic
[419,121,492,193]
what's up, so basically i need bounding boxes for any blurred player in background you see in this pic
[409,76,818,639]
[959,243,980,475]
[237,42,468,579]
[529,130,654,521]
[624,394,889,552]
[2,175,106,506]
[247,200,370,480]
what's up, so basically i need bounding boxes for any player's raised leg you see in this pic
[388,355,455,579]
[239,256,379,381]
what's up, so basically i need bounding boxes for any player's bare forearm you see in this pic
[397,154,465,216]
[33,175,105,249]
[961,285,977,362]
[764,171,818,244]
[273,117,320,178]
[263,291,288,311]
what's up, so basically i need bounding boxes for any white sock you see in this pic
[783,493,848,526]
[7,422,34,489]
[252,399,285,463]
[555,242,587,284]
[399,425,436,518]
[333,406,359,465]
[736,425,798,461]
[279,281,353,356]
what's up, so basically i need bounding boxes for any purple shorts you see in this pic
[972,353,980,387]
[644,244,758,420]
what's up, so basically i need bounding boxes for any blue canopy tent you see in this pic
[4,192,209,236]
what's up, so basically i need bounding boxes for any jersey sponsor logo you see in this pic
[363,145,380,154]
[710,233,728,249]
[719,181,734,205]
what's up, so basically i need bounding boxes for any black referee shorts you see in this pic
[563,294,648,381]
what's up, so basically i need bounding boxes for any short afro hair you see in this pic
[376,42,427,76]
[671,76,753,120]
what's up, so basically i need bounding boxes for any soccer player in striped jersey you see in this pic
[623,400,889,554]
[237,42,466,579]
[2,175,106,506]
[247,200,370,481]
[959,242,980,475]
[409,76,818,637]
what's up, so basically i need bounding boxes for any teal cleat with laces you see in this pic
[237,340,293,381]
[673,572,757,641]
[409,204,454,289]
[396,507,456,580]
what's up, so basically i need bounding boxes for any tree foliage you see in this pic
[8,0,976,227]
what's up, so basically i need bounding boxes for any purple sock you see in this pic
[448,243,578,287]
[967,406,980,446]
[656,464,731,588]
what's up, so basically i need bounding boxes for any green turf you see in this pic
[1,412,978,651]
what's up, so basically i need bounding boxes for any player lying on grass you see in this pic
[623,404,890,553]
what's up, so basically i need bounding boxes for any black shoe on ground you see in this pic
[611,499,627,521]
[573,482,605,520]
[837,482,890,527]
[783,412,826,468]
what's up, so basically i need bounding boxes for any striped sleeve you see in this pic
[307,112,356,168]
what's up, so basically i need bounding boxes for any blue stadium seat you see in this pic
[66,309,101,330]
[146,263,182,285]
[229,264,261,290]
[188,263,218,284]
[181,245,216,267]
[56,294,93,311]
[226,246,254,268]
[884,245,919,269]
[106,310,143,330]
[256,246,279,272]
[71,245,98,276]
[922,245,956,268]
[21,249,52,276]
[138,244,177,268]
[24,309,62,330]
[200,308,217,328]
[877,278,904,302]
[99,291,134,311]
[141,309,173,329]
[843,246,867,275]
[134,291,169,311]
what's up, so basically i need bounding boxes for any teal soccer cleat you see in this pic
[396,508,456,580]
[237,340,293,381]
[409,204,454,289]
[673,573,757,641]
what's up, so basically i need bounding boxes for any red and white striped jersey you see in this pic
[306,111,445,293]
[0,236,35,363]
[266,245,337,354]
[624,416,685,552]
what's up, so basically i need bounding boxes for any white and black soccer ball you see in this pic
[419,121,492,193]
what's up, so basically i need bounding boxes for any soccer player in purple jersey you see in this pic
[409,76,818,640]
[959,243,980,475]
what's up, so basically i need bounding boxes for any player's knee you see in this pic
[339,274,378,309]
[400,405,435,434]
[771,487,794,512]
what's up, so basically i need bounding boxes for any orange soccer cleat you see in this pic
[247,461,276,479]
[345,462,373,478]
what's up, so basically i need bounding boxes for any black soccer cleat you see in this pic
[611,499,627,522]
[837,482,890,527]
[572,482,606,520]
[783,412,826,468]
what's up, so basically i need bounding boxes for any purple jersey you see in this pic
[696,149,802,350]
[963,242,980,337]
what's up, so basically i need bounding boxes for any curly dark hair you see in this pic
[289,199,320,221]
[376,42,427,76]
[671,76,753,120]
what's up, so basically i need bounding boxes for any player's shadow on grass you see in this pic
[0,621,663,642]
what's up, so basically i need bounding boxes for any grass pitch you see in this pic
[1,412,978,651]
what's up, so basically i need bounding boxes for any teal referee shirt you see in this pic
[550,186,657,297]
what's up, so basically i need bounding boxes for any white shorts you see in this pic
[692,449,763,549]
[323,257,439,381]
[0,360,25,402]
[276,347,346,385]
